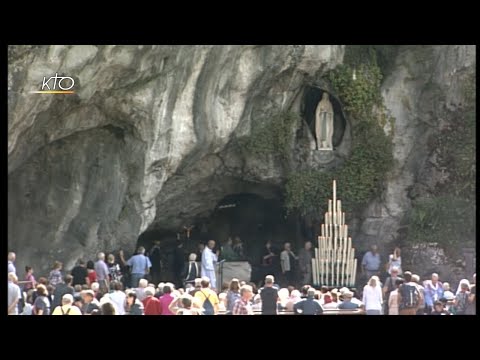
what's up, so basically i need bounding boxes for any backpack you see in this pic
[400,283,419,309]
[61,307,72,315]
[201,291,215,315]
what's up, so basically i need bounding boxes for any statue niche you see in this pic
[314,92,334,150]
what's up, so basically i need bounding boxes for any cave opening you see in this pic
[206,193,295,264]
[303,86,347,148]
[136,191,306,283]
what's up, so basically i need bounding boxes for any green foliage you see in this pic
[327,63,382,119]
[286,119,393,215]
[238,111,300,161]
[462,71,476,106]
[343,45,400,78]
[406,196,475,254]
[286,51,394,215]
[405,71,475,255]
[435,109,476,197]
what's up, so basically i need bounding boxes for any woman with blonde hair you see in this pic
[362,276,383,315]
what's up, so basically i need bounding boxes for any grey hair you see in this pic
[240,284,253,296]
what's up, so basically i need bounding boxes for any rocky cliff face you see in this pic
[8,45,344,273]
[355,45,475,281]
[8,45,475,281]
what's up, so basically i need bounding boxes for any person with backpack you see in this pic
[51,294,82,315]
[397,271,421,315]
[194,277,219,315]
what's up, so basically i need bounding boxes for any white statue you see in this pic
[315,93,334,150]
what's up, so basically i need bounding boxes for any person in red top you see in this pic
[142,287,162,315]
[24,266,36,292]
[86,260,97,285]
[159,284,175,315]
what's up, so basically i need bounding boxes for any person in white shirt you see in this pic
[387,247,402,275]
[280,242,298,286]
[362,276,383,315]
[109,281,127,315]
[201,240,219,290]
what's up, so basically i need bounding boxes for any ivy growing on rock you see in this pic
[406,70,476,256]
[406,196,475,256]
[238,111,300,161]
[285,47,394,216]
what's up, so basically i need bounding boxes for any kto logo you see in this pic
[31,73,75,94]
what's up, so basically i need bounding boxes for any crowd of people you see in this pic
[7,239,476,315]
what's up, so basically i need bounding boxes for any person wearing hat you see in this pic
[293,288,323,315]
[51,294,82,315]
[338,290,359,310]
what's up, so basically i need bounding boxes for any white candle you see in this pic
[342,241,347,286]
[352,258,358,287]
[342,212,345,226]
[336,248,340,286]
[328,199,332,213]
[320,237,324,285]
[333,180,336,220]
[321,224,325,237]
[337,200,341,215]
[334,225,337,250]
